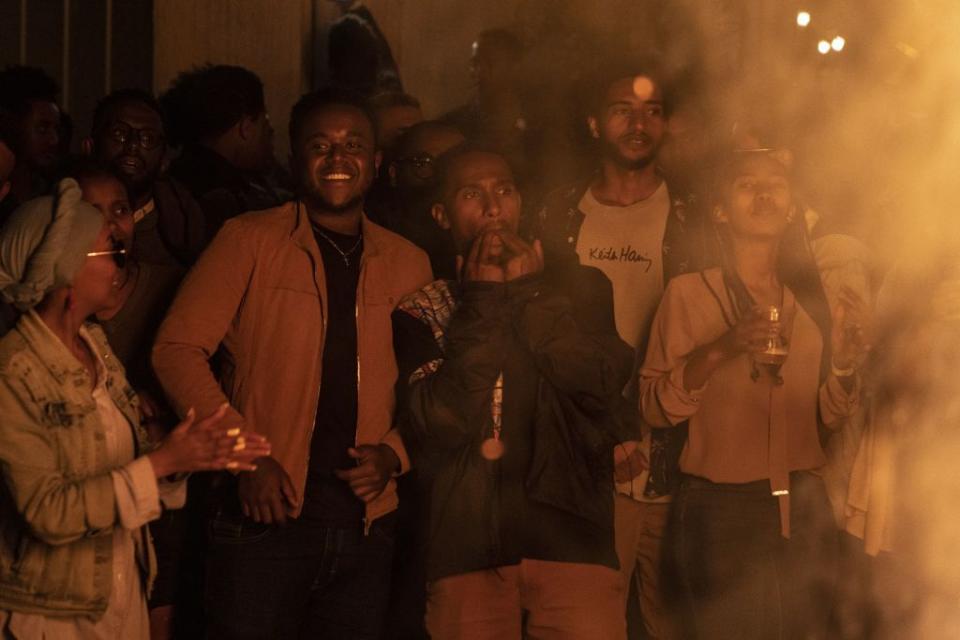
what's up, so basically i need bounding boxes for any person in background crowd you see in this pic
[152,88,431,639]
[441,29,548,200]
[658,96,719,202]
[0,178,268,639]
[442,29,526,146]
[0,137,17,335]
[370,91,424,153]
[537,62,704,639]
[639,149,868,639]
[85,89,207,268]
[0,136,14,227]
[0,66,63,208]
[160,64,283,240]
[364,92,424,227]
[393,144,634,639]
[369,120,465,278]
[0,138,15,205]
[326,0,404,97]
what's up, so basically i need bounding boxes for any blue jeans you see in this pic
[204,512,396,640]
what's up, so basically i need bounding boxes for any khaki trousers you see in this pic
[614,493,679,640]
[425,558,626,640]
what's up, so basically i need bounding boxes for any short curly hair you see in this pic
[288,87,377,150]
[0,66,60,143]
[91,88,164,136]
[0,65,60,117]
[159,64,265,146]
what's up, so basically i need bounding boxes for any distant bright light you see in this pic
[896,42,919,59]
[831,36,846,52]
[817,40,831,55]
[632,75,655,101]
[796,11,811,27]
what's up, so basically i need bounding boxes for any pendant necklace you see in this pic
[313,226,362,267]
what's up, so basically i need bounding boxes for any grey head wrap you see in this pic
[0,178,104,311]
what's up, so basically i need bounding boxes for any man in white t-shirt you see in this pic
[537,63,705,639]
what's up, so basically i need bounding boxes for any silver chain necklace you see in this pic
[313,225,363,267]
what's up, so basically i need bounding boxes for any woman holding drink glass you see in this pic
[639,150,869,639]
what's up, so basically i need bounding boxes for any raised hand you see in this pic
[831,285,872,371]
[147,403,271,478]
[498,230,544,281]
[613,441,649,484]
[457,229,506,283]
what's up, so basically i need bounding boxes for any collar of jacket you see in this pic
[289,200,389,309]
[290,200,385,259]
[12,309,147,453]
[540,173,699,277]
[552,170,693,220]
[15,309,92,386]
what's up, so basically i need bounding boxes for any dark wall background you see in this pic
[0,0,153,148]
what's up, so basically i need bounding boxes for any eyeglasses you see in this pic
[86,237,127,269]
[395,153,437,179]
[105,121,164,151]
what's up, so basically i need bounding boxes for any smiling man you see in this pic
[152,88,432,639]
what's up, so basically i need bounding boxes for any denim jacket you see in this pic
[0,311,155,618]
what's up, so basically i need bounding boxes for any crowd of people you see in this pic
[0,6,937,640]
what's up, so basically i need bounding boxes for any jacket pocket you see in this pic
[39,400,92,429]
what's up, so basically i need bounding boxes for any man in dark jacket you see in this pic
[536,62,706,639]
[393,145,634,639]
[160,65,285,240]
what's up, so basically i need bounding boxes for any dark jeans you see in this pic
[672,472,838,640]
[205,511,397,640]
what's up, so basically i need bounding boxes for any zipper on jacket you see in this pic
[301,227,326,509]
[356,256,371,536]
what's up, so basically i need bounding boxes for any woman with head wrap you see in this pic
[0,179,271,639]
[639,150,871,638]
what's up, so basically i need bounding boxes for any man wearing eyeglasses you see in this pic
[85,89,207,270]
[370,120,464,279]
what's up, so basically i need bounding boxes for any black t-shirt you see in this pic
[300,224,365,526]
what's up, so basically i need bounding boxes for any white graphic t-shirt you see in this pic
[576,181,671,502]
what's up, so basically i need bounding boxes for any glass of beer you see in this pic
[754,305,788,379]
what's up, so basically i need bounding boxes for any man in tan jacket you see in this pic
[152,88,432,640]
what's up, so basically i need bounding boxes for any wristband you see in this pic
[831,361,856,378]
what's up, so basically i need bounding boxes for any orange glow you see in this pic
[632,75,655,100]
